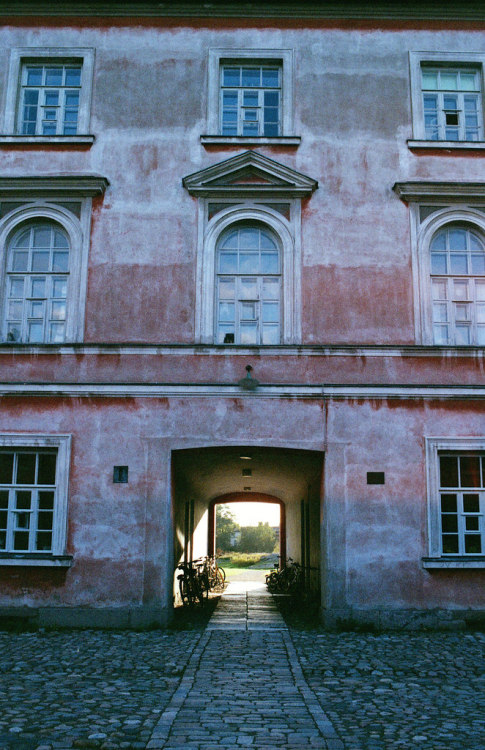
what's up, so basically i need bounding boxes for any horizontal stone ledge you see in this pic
[0,135,95,145]
[422,557,485,569]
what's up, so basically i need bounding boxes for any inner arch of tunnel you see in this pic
[171,446,324,602]
[207,492,286,563]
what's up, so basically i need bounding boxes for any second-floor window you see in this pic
[5,221,70,344]
[18,63,82,136]
[431,224,485,345]
[216,224,281,345]
[220,64,281,137]
[421,67,483,142]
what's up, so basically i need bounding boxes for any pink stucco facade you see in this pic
[0,2,484,628]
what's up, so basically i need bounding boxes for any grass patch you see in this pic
[218,552,272,568]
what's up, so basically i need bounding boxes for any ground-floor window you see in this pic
[0,435,70,557]
[426,438,485,561]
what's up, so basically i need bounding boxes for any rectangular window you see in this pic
[3,48,94,139]
[0,436,70,560]
[409,53,485,146]
[426,438,485,565]
[19,63,82,136]
[205,49,295,142]
[438,454,484,554]
[421,67,483,142]
[220,65,281,137]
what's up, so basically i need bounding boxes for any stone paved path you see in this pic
[147,582,343,749]
[0,583,483,750]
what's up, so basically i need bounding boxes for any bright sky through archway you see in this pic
[222,502,280,527]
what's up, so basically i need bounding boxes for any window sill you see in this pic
[201,135,301,146]
[0,554,73,567]
[422,556,485,569]
[408,139,485,152]
[0,135,95,146]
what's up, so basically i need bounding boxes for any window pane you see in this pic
[440,457,458,487]
[441,493,457,512]
[471,254,485,274]
[219,253,237,273]
[463,493,480,513]
[450,254,468,274]
[15,491,31,510]
[0,491,8,509]
[52,278,68,299]
[262,278,280,299]
[10,278,24,297]
[240,278,258,299]
[262,325,280,345]
[449,228,467,250]
[13,531,29,551]
[241,68,260,87]
[49,323,65,343]
[239,252,259,273]
[433,303,448,322]
[28,321,43,343]
[243,91,259,107]
[464,535,482,553]
[51,301,66,320]
[441,73,458,90]
[262,302,279,322]
[453,281,469,300]
[240,302,257,320]
[36,531,52,551]
[222,67,240,86]
[26,67,42,86]
[460,72,478,91]
[32,252,50,272]
[240,322,258,345]
[8,300,23,319]
[441,515,458,533]
[460,456,481,487]
[431,254,447,273]
[430,232,446,251]
[16,454,36,484]
[261,252,279,273]
[217,325,235,344]
[0,455,14,484]
[454,303,470,321]
[30,301,44,318]
[466,516,480,531]
[218,278,235,299]
[260,232,277,250]
[218,302,235,322]
[455,325,470,345]
[422,71,438,89]
[433,324,449,344]
[262,68,279,87]
[442,534,459,553]
[45,68,63,86]
[52,252,69,272]
[38,491,55,510]
[65,67,81,86]
[12,252,28,272]
[37,455,56,485]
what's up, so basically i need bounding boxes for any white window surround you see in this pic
[0,203,89,343]
[424,437,485,568]
[409,51,485,150]
[0,433,71,567]
[413,205,485,345]
[203,48,299,146]
[2,47,95,144]
[196,203,301,344]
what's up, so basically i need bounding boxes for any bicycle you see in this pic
[177,560,206,606]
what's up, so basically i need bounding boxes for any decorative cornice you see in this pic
[0,175,109,197]
[1,383,485,400]
[1,342,485,357]
[183,150,317,199]
[393,181,485,202]
[0,1,484,20]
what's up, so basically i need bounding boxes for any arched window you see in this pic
[216,224,281,345]
[4,221,70,343]
[430,223,485,345]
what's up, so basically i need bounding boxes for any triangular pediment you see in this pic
[183,151,318,198]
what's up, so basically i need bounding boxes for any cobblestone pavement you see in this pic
[0,585,482,750]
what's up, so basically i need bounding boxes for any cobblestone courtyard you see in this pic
[0,589,483,750]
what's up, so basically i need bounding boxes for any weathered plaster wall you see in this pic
[0,20,484,344]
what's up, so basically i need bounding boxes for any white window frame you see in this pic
[196,202,301,345]
[413,205,485,345]
[0,434,71,565]
[425,437,485,568]
[3,47,95,142]
[409,52,485,148]
[204,48,298,144]
[0,202,91,343]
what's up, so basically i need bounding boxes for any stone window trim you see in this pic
[202,48,300,146]
[2,47,95,145]
[0,433,72,567]
[408,51,485,151]
[424,437,485,569]
[0,175,108,344]
[198,203,300,345]
[393,182,485,345]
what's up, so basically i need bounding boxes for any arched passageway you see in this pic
[171,446,323,604]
